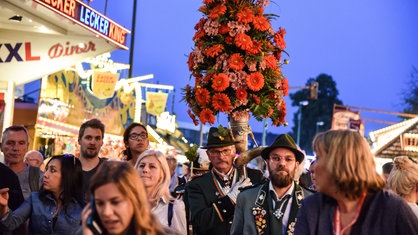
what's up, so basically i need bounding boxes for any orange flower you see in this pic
[236,8,254,23]
[211,73,230,92]
[203,0,214,4]
[199,108,215,125]
[274,27,286,50]
[235,33,253,51]
[204,44,224,57]
[195,88,210,105]
[212,93,231,111]
[252,16,270,31]
[209,4,227,20]
[281,78,289,96]
[198,5,208,14]
[247,41,262,55]
[236,88,247,100]
[229,53,245,71]
[193,29,205,41]
[246,72,264,91]
[265,55,278,69]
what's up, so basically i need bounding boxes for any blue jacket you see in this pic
[0,192,83,235]
[295,190,418,235]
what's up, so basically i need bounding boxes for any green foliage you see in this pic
[288,74,343,154]
[402,66,418,114]
[185,144,199,162]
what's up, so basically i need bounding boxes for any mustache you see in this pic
[274,165,289,173]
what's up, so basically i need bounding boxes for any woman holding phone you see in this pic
[80,160,176,235]
[0,154,84,234]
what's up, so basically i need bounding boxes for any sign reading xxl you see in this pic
[33,0,130,50]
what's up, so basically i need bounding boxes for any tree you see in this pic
[289,74,343,155]
[402,66,418,114]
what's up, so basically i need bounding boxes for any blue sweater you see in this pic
[295,190,418,235]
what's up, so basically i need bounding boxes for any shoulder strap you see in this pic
[29,166,40,192]
[167,200,174,227]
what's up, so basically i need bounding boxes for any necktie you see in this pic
[273,194,291,220]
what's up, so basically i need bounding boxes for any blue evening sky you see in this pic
[30,0,418,137]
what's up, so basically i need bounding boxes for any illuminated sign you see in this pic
[401,133,418,152]
[33,0,130,50]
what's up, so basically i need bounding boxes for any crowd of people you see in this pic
[0,119,417,235]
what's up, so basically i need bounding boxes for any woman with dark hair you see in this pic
[0,154,84,234]
[121,122,150,165]
[80,161,174,235]
[295,130,418,235]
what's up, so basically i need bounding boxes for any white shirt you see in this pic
[269,181,295,232]
[151,198,187,235]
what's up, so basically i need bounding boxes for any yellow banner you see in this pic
[146,92,168,116]
[92,71,119,99]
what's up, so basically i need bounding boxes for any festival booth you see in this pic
[370,116,418,169]
[32,63,178,158]
[0,0,130,132]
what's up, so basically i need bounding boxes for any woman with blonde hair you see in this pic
[295,130,418,235]
[387,156,418,218]
[79,161,173,235]
[135,150,187,235]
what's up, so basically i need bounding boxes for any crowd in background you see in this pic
[0,119,417,235]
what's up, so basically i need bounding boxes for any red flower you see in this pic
[199,108,215,125]
[193,29,206,41]
[204,44,224,57]
[265,55,278,69]
[252,94,260,104]
[219,24,230,34]
[235,33,253,51]
[282,78,289,96]
[236,88,247,100]
[209,4,227,20]
[246,72,264,91]
[195,88,210,105]
[237,8,254,23]
[229,53,245,71]
[274,27,286,50]
[188,109,199,126]
[187,52,195,71]
[252,16,270,31]
[212,93,231,112]
[211,73,230,92]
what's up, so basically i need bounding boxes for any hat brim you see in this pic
[261,146,305,163]
[201,141,240,149]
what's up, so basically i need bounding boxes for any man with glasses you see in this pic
[231,134,313,235]
[77,118,106,201]
[187,125,265,235]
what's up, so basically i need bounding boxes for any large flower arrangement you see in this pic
[183,0,289,126]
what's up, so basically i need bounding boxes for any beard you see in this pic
[80,147,99,159]
[269,166,295,188]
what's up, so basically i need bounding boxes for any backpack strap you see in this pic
[167,200,174,227]
[29,166,40,192]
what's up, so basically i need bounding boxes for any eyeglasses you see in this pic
[207,149,232,156]
[129,133,148,140]
[269,154,296,163]
[62,154,76,166]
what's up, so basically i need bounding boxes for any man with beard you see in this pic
[77,118,106,201]
[231,134,313,235]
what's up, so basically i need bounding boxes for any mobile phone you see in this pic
[86,198,104,235]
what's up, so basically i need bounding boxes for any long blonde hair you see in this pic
[134,149,171,203]
[387,156,418,198]
[89,161,165,235]
[312,130,385,200]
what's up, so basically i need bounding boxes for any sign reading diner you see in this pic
[33,0,130,50]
